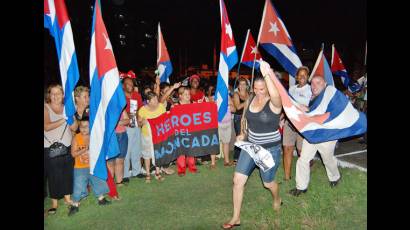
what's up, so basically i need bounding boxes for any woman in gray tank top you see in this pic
[222,62,283,229]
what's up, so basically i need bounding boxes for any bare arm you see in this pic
[259,61,282,113]
[71,137,88,158]
[137,113,146,127]
[154,76,160,96]
[233,93,245,111]
[228,96,236,113]
[118,110,130,126]
[159,82,181,103]
[44,105,65,131]
[69,119,78,133]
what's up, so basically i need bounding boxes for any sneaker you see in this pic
[68,205,79,216]
[122,178,130,183]
[98,197,111,206]
[330,176,341,188]
[289,188,307,196]
[135,173,145,179]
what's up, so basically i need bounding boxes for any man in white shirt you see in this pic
[282,66,312,181]
[289,76,341,196]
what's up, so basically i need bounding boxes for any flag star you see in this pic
[250,46,258,54]
[285,105,303,122]
[225,23,233,40]
[103,33,112,51]
[268,21,280,36]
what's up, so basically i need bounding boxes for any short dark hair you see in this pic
[145,91,158,101]
[296,66,310,76]
[160,82,170,90]
[79,115,89,122]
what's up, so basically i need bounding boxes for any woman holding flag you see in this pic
[44,84,77,215]
[222,62,283,229]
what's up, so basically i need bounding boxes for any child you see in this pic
[68,117,111,216]
[174,87,198,176]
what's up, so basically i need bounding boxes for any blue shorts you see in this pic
[235,144,282,183]
[108,132,128,160]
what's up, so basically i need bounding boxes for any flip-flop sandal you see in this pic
[273,199,283,211]
[116,181,125,187]
[221,223,241,229]
[47,208,57,215]
[145,176,151,183]
[155,173,165,182]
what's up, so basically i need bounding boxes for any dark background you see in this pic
[44,0,366,87]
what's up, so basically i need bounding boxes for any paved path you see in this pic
[334,138,367,172]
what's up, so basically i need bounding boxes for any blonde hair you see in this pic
[45,84,64,104]
[74,86,90,103]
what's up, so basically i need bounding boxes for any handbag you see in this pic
[44,123,69,158]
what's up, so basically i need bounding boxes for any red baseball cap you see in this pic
[189,74,200,83]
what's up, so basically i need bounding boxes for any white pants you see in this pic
[295,139,340,190]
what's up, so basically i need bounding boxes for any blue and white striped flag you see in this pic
[44,0,80,125]
[89,0,126,180]
[215,0,238,122]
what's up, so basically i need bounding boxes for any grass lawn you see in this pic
[44,157,367,229]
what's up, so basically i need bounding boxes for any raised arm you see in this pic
[154,76,161,96]
[259,61,282,112]
[159,82,181,103]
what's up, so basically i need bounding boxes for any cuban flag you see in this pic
[331,44,361,93]
[44,0,80,125]
[89,0,126,180]
[309,45,335,86]
[215,0,238,122]
[259,60,366,144]
[157,23,173,83]
[240,29,262,70]
[257,0,302,87]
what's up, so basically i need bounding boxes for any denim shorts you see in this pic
[235,144,282,183]
[108,132,128,161]
[72,168,109,202]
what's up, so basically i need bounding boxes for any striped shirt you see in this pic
[246,99,281,148]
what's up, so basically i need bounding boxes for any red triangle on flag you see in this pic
[220,0,236,55]
[94,1,117,78]
[331,45,346,72]
[259,0,292,46]
[242,31,261,63]
[54,0,69,30]
[157,23,171,64]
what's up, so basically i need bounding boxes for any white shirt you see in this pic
[288,84,312,106]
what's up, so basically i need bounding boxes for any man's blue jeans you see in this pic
[124,126,142,178]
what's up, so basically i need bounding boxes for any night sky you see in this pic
[44,0,366,86]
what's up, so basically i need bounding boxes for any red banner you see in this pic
[147,102,220,166]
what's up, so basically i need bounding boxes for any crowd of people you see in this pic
[44,64,367,226]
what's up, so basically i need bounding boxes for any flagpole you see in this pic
[364,40,367,66]
[254,0,268,93]
[234,29,250,90]
[250,46,258,93]
[308,43,324,82]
